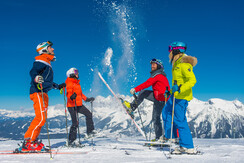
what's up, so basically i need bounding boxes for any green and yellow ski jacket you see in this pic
[172,54,197,101]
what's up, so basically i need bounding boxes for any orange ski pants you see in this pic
[24,92,49,141]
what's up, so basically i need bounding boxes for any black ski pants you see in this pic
[131,90,165,139]
[68,105,94,143]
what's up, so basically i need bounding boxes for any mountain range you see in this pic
[0,95,243,140]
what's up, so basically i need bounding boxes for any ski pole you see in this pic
[169,81,177,158]
[133,93,148,141]
[91,101,94,146]
[165,86,168,104]
[162,86,169,138]
[61,87,69,146]
[148,120,153,141]
[75,100,81,145]
[38,83,52,159]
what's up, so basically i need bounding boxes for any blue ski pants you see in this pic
[162,96,194,148]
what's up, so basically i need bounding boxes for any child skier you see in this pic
[65,68,96,145]
[123,59,170,140]
[162,41,197,154]
[20,41,66,152]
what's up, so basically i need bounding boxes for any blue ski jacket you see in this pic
[29,54,59,94]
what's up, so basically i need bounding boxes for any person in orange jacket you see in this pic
[65,67,95,145]
[21,41,66,152]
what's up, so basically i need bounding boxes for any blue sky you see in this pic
[0,0,243,110]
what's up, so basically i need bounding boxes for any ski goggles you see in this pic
[150,58,158,64]
[168,46,186,52]
[150,58,163,66]
[47,41,53,46]
[74,69,79,75]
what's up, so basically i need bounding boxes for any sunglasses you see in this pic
[168,46,186,52]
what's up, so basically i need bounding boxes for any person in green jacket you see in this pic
[162,41,198,154]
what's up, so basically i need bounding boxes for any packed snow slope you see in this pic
[0,138,244,162]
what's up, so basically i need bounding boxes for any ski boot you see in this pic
[120,99,135,119]
[68,140,85,148]
[84,130,99,140]
[14,139,47,153]
[171,146,200,155]
[158,136,179,144]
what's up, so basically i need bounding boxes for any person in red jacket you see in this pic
[65,67,95,145]
[123,59,170,140]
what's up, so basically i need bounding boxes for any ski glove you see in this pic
[70,92,77,101]
[58,83,66,90]
[171,85,181,94]
[164,89,171,97]
[34,75,44,84]
[130,88,135,95]
[86,97,95,102]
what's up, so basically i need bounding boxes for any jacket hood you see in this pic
[150,68,166,78]
[181,54,198,67]
[169,52,197,67]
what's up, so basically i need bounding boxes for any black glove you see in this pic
[58,83,66,90]
[86,97,95,102]
[70,92,77,101]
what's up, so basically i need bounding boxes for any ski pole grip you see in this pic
[60,88,63,95]
[174,80,177,86]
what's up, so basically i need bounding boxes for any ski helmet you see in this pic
[66,68,79,78]
[168,41,187,53]
[150,58,163,69]
[36,41,53,55]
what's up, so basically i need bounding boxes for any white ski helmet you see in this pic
[66,68,79,78]
[36,41,53,55]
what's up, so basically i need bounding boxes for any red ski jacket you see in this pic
[134,69,170,101]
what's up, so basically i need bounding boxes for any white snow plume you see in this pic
[94,1,138,93]
[110,2,137,87]
[102,47,114,76]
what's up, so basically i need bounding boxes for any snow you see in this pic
[103,47,114,76]
[0,138,244,162]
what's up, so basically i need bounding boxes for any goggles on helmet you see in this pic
[168,46,186,52]
[150,58,162,65]
[74,69,79,75]
[150,58,157,63]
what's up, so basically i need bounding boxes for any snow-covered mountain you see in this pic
[0,96,243,140]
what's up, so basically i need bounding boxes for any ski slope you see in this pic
[0,137,244,162]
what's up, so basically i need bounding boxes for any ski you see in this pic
[170,150,203,155]
[98,72,146,139]
[62,143,85,148]
[116,139,170,147]
[0,150,91,155]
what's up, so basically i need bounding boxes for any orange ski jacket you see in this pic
[65,77,87,107]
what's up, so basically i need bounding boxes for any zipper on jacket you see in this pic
[45,67,51,80]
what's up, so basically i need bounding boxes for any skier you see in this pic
[65,67,96,145]
[123,59,170,140]
[21,41,66,152]
[162,41,197,154]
